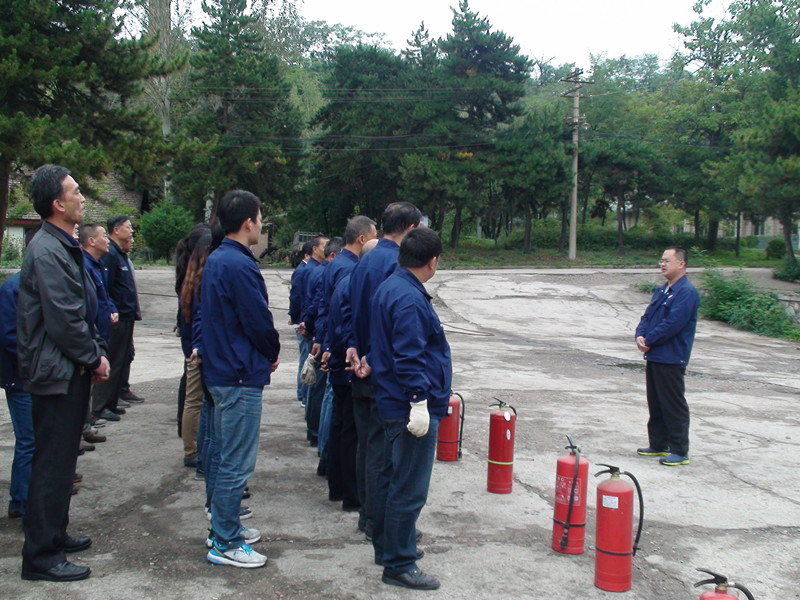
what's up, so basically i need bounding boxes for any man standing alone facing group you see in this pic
[635,246,699,467]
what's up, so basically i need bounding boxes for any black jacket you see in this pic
[17,221,107,395]
[102,238,141,321]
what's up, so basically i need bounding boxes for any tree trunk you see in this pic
[0,159,10,260]
[780,210,797,264]
[616,194,625,257]
[706,219,719,252]
[450,204,462,249]
[735,211,741,258]
[523,202,532,253]
[558,193,568,253]
[694,209,701,246]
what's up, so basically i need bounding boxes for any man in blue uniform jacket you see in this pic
[367,227,451,591]
[201,190,280,569]
[635,246,699,467]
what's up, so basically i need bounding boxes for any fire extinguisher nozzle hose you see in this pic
[621,470,644,557]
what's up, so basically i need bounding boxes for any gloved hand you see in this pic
[407,399,430,437]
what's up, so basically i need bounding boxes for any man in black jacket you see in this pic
[91,214,141,420]
[18,165,110,582]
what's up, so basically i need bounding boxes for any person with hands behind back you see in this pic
[368,227,451,591]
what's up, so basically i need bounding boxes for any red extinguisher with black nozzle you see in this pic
[437,392,465,461]
[487,399,516,494]
[552,434,589,554]
[594,464,644,592]
[694,568,755,600]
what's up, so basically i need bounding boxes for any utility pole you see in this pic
[560,69,593,261]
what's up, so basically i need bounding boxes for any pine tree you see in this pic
[0,0,164,256]
[171,0,303,215]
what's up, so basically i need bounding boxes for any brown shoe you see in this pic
[78,440,95,452]
[73,473,83,484]
[83,430,106,443]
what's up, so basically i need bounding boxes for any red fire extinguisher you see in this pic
[594,464,644,592]
[487,400,516,494]
[695,568,755,600]
[437,392,465,461]
[552,435,589,554]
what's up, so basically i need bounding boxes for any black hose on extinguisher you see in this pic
[560,434,581,550]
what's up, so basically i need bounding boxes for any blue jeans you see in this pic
[296,333,309,402]
[318,379,334,462]
[208,386,263,549]
[6,389,34,514]
[372,418,440,573]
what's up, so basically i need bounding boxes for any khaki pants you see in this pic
[181,358,203,459]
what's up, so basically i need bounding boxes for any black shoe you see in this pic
[8,507,22,519]
[110,407,126,415]
[117,400,131,409]
[22,560,91,582]
[242,486,251,500]
[416,529,423,543]
[60,536,92,553]
[382,566,439,590]
[342,502,360,512]
[184,457,198,468]
[375,548,424,566]
[316,464,327,477]
[97,409,121,422]
[121,390,145,404]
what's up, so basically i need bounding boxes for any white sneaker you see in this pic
[205,526,262,548]
[207,543,267,568]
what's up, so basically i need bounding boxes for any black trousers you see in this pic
[328,383,360,508]
[645,361,690,457]
[92,320,134,414]
[353,391,383,527]
[23,368,91,571]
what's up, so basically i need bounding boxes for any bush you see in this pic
[140,200,194,262]
[765,237,786,260]
[774,257,800,282]
[700,269,800,339]
[743,235,759,249]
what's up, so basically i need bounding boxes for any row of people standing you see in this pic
[290,203,453,590]
[2,165,144,582]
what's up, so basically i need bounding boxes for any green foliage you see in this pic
[765,237,786,259]
[773,257,800,282]
[699,269,800,339]
[139,200,194,262]
[743,235,759,248]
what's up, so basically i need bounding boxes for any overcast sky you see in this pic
[298,0,732,70]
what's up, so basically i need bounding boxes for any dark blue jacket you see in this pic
[324,274,353,386]
[370,267,452,420]
[102,239,141,322]
[83,250,117,343]
[302,260,327,335]
[314,248,358,347]
[200,238,280,387]
[0,272,22,390]
[346,238,399,358]
[635,275,699,366]
[288,261,308,325]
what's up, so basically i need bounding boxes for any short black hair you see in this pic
[217,190,261,235]
[301,240,315,257]
[30,164,71,219]
[310,235,328,253]
[324,236,344,256]
[666,246,688,266]
[382,202,421,235]
[399,227,442,268]
[107,214,132,234]
[344,215,376,245]
[79,223,103,246]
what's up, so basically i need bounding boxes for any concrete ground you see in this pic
[0,266,798,600]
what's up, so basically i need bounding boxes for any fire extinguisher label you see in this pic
[602,494,619,509]
[555,475,582,505]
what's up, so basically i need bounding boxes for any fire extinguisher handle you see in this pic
[694,568,727,587]
[489,398,516,416]
[594,464,620,477]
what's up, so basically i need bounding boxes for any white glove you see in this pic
[407,399,430,437]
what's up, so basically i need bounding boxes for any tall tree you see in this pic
[0,0,164,256]
[171,0,303,216]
